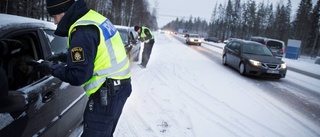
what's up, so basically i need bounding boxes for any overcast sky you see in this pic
[148,0,306,28]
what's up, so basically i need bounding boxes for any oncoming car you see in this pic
[115,25,141,62]
[185,33,202,46]
[204,37,219,43]
[222,39,287,79]
[0,13,87,137]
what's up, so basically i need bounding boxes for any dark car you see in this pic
[222,39,287,79]
[249,36,285,60]
[204,37,219,43]
[0,13,87,137]
[115,25,141,62]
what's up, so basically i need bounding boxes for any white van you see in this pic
[249,36,285,59]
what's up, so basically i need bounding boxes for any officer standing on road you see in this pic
[37,0,132,136]
[134,26,155,68]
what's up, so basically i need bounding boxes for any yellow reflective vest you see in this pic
[68,10,130,97]
[140,26,154,39]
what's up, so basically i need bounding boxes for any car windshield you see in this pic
[117,29,129,44]
[250,38,265,44]
[242,44,273,56]
[190,34,199,38]
[44,30,68,54]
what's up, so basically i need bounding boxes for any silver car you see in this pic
[0,13,87,137]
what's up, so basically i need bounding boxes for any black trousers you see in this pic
[81,80,132,137]
[141,39,155,67]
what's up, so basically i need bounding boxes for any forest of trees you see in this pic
[163,0,320,57]
[0,0,158,32]
[0,0,319,57]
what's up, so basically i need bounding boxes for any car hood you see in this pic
[243,54,284,64]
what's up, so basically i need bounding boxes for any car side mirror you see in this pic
[0,92,27,113]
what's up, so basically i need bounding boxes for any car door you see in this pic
[226,42,239,68]
[233,43,241,68]
[40,30,88,137]
[0,29,60,137]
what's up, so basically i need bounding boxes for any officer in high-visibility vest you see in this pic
[134,26,155,68]
[36,0,132,136]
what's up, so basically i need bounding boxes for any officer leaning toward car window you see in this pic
[134,25,155,68]
[35,0,132,136]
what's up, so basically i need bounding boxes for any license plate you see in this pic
[266,70,279,74]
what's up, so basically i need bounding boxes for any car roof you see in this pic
[0,14,56,37]
[265,38,285,44]
[114,25,134,30]
[250,36,285,44]
[232,39,264,45]
[0,13,56,28]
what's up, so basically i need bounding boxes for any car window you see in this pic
[44,30,68,54]
[0,32,47,90]
[129,29,139,40]
[266,41,283,50]
[228,42,237,50]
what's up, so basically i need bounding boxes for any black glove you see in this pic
[34,60,53,75]
[48,52,67,63]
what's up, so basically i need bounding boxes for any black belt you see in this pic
[108,78,131,86]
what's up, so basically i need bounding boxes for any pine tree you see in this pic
[308,0,320,57]
[293,0,313,54]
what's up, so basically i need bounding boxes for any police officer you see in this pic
[37,0,132,136]
[134,26,155,68]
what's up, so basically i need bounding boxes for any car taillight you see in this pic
[282,48,285,53]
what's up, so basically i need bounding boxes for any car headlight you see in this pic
[199,40,202,42]
[249,59,261,66]
[281,63,286,69]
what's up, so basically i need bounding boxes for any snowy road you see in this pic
[112,33,320,137]
[174,35,320,127]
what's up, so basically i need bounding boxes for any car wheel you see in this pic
[239,62,246,75]
[222,55,227,65]
[198,43,201,46]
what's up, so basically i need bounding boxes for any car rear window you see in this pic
[266,41,283,50]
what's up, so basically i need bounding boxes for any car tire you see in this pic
[239,62,246,75]
[198,43,201,46]
[222,55,227,66]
